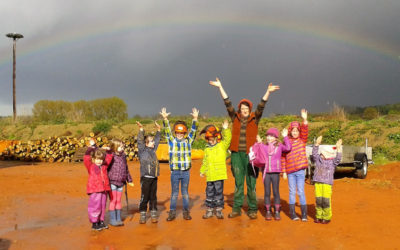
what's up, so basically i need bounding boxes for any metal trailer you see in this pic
[306,139,373,180]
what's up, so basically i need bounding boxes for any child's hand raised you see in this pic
[315,136,323,146]
[160,107,170,120]
[191,108,199,121]
[256,134,262,143]
[336,139,343,148]
[209,77,222,88]
[281,128,288,137]
[301,109,308,121]
[136,121,143,129]
[222,119,229,129]
[200,173,205,177]
[154,121,161,131]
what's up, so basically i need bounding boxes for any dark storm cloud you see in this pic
[0,0,399,116]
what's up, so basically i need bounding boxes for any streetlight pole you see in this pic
[6,32,24,123]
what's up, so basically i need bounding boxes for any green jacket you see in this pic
[200,128,232,182]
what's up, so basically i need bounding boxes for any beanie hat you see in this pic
[288,121,301,137]
[320,146,337,159]
[266,128,279,138]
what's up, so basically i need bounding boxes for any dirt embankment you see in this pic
[0,161,399,249]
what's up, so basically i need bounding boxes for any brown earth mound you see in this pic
[0,160,399,249]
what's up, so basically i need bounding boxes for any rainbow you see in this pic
[1,16,399,68]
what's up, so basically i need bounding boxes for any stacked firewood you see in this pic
[0,134,138,162]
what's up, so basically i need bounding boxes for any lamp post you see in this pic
[6,32,24,123]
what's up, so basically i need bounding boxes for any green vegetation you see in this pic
[92,121,113,135]
[32,97,127,123]
[1,102,400,163]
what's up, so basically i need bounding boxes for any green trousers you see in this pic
[315,183,333,220]
[231,152,258,213]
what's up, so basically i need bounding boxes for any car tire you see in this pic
[354,154,368,179]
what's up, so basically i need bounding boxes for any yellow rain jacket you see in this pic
[200,128,232,182]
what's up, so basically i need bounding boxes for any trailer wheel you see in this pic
[354,154,368,179]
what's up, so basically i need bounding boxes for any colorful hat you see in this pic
[173,121,188,134]
[320,146,337,159]
[266,128,279,138]
[200,125,222,142]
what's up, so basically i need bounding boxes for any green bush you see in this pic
[92,121,113,135]
[192,139,208,150]
[388,133,400,144]
[323,127,343,144]
[363,107,379,120]
[32,97,128,123]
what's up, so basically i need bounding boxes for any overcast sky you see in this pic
[0,0,399,117]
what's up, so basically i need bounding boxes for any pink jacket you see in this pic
[84,154,113,194]
[256,136,291,180]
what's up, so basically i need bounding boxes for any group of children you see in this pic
[84,105,342,231]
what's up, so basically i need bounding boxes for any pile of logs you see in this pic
[0,134,138,163]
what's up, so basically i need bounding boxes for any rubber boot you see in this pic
[215,207,224,219]
[274,204,281,221]
[183,210,192,220]
[151,210,158,223]
[265,205,272,221]
[116,209,124,226]
[289,204,300,221]
[108,210,119,227]
[166,210,176,221]
[139,211,147,224]
[301,205,308,222]
[202,208,214,219]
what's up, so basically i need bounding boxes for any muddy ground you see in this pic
[0,160,399,250]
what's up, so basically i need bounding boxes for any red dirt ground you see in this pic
[0,160,399,249]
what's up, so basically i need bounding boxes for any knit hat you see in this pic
[237,99,253,111]
[320,146,337,159]
[288,121,301,137]
[266,128,279,138]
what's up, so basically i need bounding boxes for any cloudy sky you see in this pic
[0,0,399,117]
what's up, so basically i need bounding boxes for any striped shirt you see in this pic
[281,123,309,174]
[163,119,198,171]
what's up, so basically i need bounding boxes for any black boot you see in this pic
[289,204,300,221]
[301,205,308,222]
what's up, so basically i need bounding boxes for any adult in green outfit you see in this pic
[209,78,279,219]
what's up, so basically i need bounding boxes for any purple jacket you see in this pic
[107,152,133,187]
[312,145,342,185]
[257,136,291,180]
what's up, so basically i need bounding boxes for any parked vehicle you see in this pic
[306,139,373,180]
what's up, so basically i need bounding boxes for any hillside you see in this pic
[1,114,400,164]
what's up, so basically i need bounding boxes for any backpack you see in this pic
[249,143,267,168]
